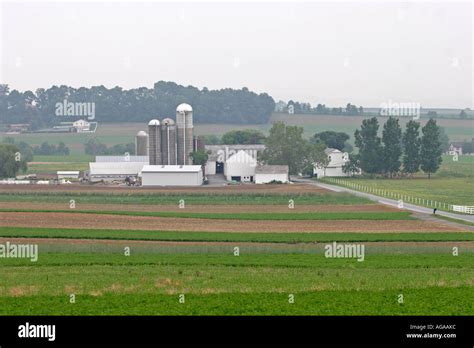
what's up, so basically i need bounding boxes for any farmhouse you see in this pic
[141,165,203,186]
[314,148,352,178]
[255,165,289,184]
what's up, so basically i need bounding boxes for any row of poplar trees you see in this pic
[353,117,443,178]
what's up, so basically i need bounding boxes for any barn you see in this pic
[141,165,203,186]
[224,150,257,182]
[255,165,289,184]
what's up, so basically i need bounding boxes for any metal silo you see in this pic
[161,118,177,165]
[148,119,162,165]
[135,130,148,156]
[176,103,193,165]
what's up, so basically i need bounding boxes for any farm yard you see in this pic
[0,184,473,315]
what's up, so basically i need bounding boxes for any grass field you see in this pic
[0,183,472,315]
[0,252,472,315]
[323,155,474,208]
[2,114,473,156]
[0,191,371,205]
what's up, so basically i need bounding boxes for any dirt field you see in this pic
[0,202,398,213]
[0,211,467,233]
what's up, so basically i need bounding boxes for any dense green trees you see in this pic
[0,144,27,178]
[381,117,402,177]
[354,117,383,175]
[420,119,443,178]
[402,121,421,175]
[0,82,275,128]
[221,129,266,145]
[261,122,328,175]
[311,131,350,151]
[84,138,134,156]
[354,117,443,178]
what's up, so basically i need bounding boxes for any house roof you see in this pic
[142,165,202,173]
[255,165,289,174]
[89,162,146,175]
[96,156,149,163]
[324,148,342,155]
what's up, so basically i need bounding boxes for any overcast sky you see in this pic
[1,0,472,108]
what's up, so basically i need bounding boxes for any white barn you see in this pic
[88,162,146,182]
[255,165,289,184]
[314,148,351,178]
[141,165,203,186]
[224,150,257,182]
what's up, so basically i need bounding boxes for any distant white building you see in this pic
[204,144,264,176]
[447,144,463,156]
[314,148,353,178]
[57,171,80,180]
[224,150,257,182]
[255,165,289,184]
[88,162,146,182]
[141,165,203,186]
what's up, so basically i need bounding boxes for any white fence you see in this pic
[324,177,474,215]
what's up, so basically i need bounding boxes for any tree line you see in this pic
[0,81,275,129]
[348,117,443,178]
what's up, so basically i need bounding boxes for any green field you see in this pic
[2,114,473,156]
[0,191,371,205]
[0,209,414,221]
[323,155,474,208]
[0,252,472,315]
[1,227,473,243]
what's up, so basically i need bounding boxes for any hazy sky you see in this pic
[1,0,472,108]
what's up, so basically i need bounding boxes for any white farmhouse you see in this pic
[314,148,352,178]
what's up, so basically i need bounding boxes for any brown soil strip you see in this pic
[0,212,468,233]
[0,202,398,213]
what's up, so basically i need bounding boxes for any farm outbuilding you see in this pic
[57,171,80,180]
[255,165,289,184]
[141,165,203,186]
[224,150,257,182]
[88,162,147,182]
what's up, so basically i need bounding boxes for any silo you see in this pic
[161,118,177,165]
[176,103,194,165]
[148,119,162,165]
[135,131,148,156]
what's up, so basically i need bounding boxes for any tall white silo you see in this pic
[135,130,148,156]
[161,118,177,165]
[148,119,162,165]
[176,103,194,165]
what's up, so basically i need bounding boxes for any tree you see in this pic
[221,129,265,144]
[190,149,210,175]
[354,117,382,175]
[402,120,421,176]
[343,154,361,177]
[0,144,26,178]
[420,119,443,178]
[311,131,350,151]
[381,117,402,177]
[261,122,327,175]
